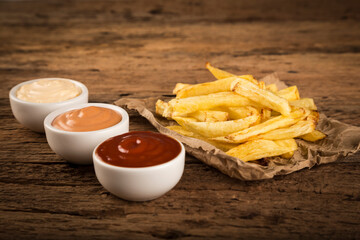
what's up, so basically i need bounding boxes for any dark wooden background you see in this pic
[1,0,359,239]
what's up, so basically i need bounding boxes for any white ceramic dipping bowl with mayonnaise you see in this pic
[44,103,129,165]
[9,78,88,132]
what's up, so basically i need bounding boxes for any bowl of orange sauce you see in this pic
[93,131,185,201]
[44,103,129,164]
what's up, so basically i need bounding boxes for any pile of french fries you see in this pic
[156,63,326,162]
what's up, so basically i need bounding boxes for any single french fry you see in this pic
[156,99,173,118]
[155,99,165,116]
[289,98,317,111]
[281,151,294,159]
[189,110,229,122]
[276,86,300,101]
[227,106,259,120]
[176,76,260,99]
[169,92,254,117]
[206,62,258,85]
[300,130,326,142]
[206,62,234,79]
[173,83,191,94]
[249,118,316,140]
[176,77,237,98]
[231,77,292,116]
[212,108,310,143]
[174,114,259,138]
[307,111,319,125]
[166,125,238,151]
[175,63,259,98]
[266,84,278,92]
[226,139,298,162]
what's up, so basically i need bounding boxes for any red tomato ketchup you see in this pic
[95,131,182,168]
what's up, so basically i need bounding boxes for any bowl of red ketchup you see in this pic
[93,131,185,201]
[44,103,129,164]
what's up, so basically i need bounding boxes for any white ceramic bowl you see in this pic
[9,78,89,133]
[93,134,185,201]
[44,103,129,165]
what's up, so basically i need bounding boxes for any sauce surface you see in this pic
[96,131,182,168]
[52,106,122,132]
[17,79,81,103]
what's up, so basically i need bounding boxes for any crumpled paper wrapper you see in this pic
[115,73,360,180]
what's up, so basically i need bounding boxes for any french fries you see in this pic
[289,98,317,111]
[226,139,298,162]
[266,83,278,92]
[248,118,315,141]
[155,63,326,164]
[212,108,310,143]
[300,130,326,142]
[206,62,235,80]
[156,99,172,118]
[176,77,238,99]
[168,92,253,117]
[205,62,258,85]
[173,83,191,94]
[174,114,259,138]
[166,125,238,151]
[231,78,292,116]
[281,151,294,159]
[276,86,300,101]
[226,106,259,120]
[189,110,229,122]
[175,76,259,99]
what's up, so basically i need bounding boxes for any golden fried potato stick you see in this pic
[174,114,259,138]
[189,110,229,122]
[307,111,319,124]
[226,106,259,120]
[231,77,292,116]
[276,86,300,101]
[173,83,191,94]
[266,84,278,92]
[176,77,237,98]
[205,62,257,84]
[166,125,238,151]
[281,151,294,159]
[176,75,260,99]
[177,63,281,99]
[212,108,310,143]
[226,139,298,162]
[289,98,317,111]
[249,118,316,141]
[300,130,326,142]
[206,62,234,79]
[169,92,254,117]
[155,99,173,118]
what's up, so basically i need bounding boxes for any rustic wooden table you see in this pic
[1,0,359,239]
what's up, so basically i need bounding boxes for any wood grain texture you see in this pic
[0,0,359,239]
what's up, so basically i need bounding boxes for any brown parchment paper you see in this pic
[114,73,360,180]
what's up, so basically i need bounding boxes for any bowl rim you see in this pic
[93,131,185,171]
[9,78,88,106]
[44,103,129,135]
